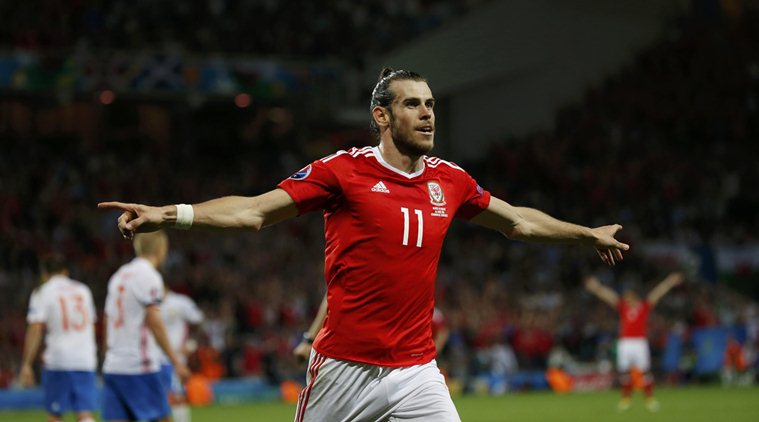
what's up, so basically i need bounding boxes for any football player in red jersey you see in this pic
[100,68,629,421]
[584,272,683,412]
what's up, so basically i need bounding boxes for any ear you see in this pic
[372,106,390,130]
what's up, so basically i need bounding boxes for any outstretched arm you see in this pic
[471,197,629,265]
[647,272,684,307]
[584,276,620,308]
[98,189,298,239]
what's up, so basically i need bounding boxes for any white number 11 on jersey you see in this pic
[400,207,423,247]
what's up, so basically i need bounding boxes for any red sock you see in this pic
[619,372,633,398]
[643,372,654,397]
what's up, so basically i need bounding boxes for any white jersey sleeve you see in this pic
[26,289,45,323]
[181,295,204,324]
[159,291,204,365]
[134,272,164,306]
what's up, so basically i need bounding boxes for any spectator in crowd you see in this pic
[0,9,757,389]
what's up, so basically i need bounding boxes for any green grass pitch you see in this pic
[2,386,757,421]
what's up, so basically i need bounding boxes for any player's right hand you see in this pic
[665,272,685,286]
[18,365,35,387]
[583,275,601,290]
[97,201,166,240]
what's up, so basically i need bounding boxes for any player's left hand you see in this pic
[175,363,192,384]
[18,365,35,388]
[97,201,166,240]
[591,224,629,266]
[293,341,312,363]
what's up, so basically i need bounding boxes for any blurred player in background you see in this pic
[19,254,98,422]
[432,307,451,354]
[99,68,629,421]
[102,231,190,422]
[584,272,684,412]
[160,285,204,422]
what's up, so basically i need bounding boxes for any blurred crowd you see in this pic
[1,7,759,390]
[1,0,488,63]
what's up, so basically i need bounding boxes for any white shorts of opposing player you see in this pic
[617,338,651,372]
[295,350,460,422]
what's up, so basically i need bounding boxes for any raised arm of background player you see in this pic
[645,272,684,306]
[583,276,620,308]
[293,294,328,361]
[97,190,628,265]
[103,307,192,382]
[584,272,684,308]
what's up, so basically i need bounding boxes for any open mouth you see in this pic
[416,126,434,134]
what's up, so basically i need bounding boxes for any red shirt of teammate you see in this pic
[617,300,651,338]
[279,146,490,367]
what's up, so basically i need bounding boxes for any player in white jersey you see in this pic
[160,288,204,422]
[103,231,190,422]
[19,254,97,422]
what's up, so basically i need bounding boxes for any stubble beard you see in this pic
[390,118,434,157]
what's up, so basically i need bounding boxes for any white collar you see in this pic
[371,146,426,179]
[48,274,69,284]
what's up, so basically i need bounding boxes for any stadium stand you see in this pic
[0,1,757,396]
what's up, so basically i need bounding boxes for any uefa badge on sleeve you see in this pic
[290,164,313,180]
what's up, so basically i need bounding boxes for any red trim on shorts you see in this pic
[296,352,327,422]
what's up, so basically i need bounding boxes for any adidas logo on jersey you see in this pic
[371,181,390,193]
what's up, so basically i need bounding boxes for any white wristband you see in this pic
[174,204,194,230]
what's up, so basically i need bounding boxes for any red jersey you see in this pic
[278,146,490,367]
[617,300,651,338]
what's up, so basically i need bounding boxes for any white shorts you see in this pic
[617,338,650,372]
[295,350,460,422]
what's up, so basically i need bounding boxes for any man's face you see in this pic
[387,80,435,156]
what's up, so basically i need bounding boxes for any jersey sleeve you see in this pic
[26,290,45,323]
[277,156,342,215]
[85,288,98,323]
[453,170,491,220]
[182,297,204,324]
[134,273,164,307]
